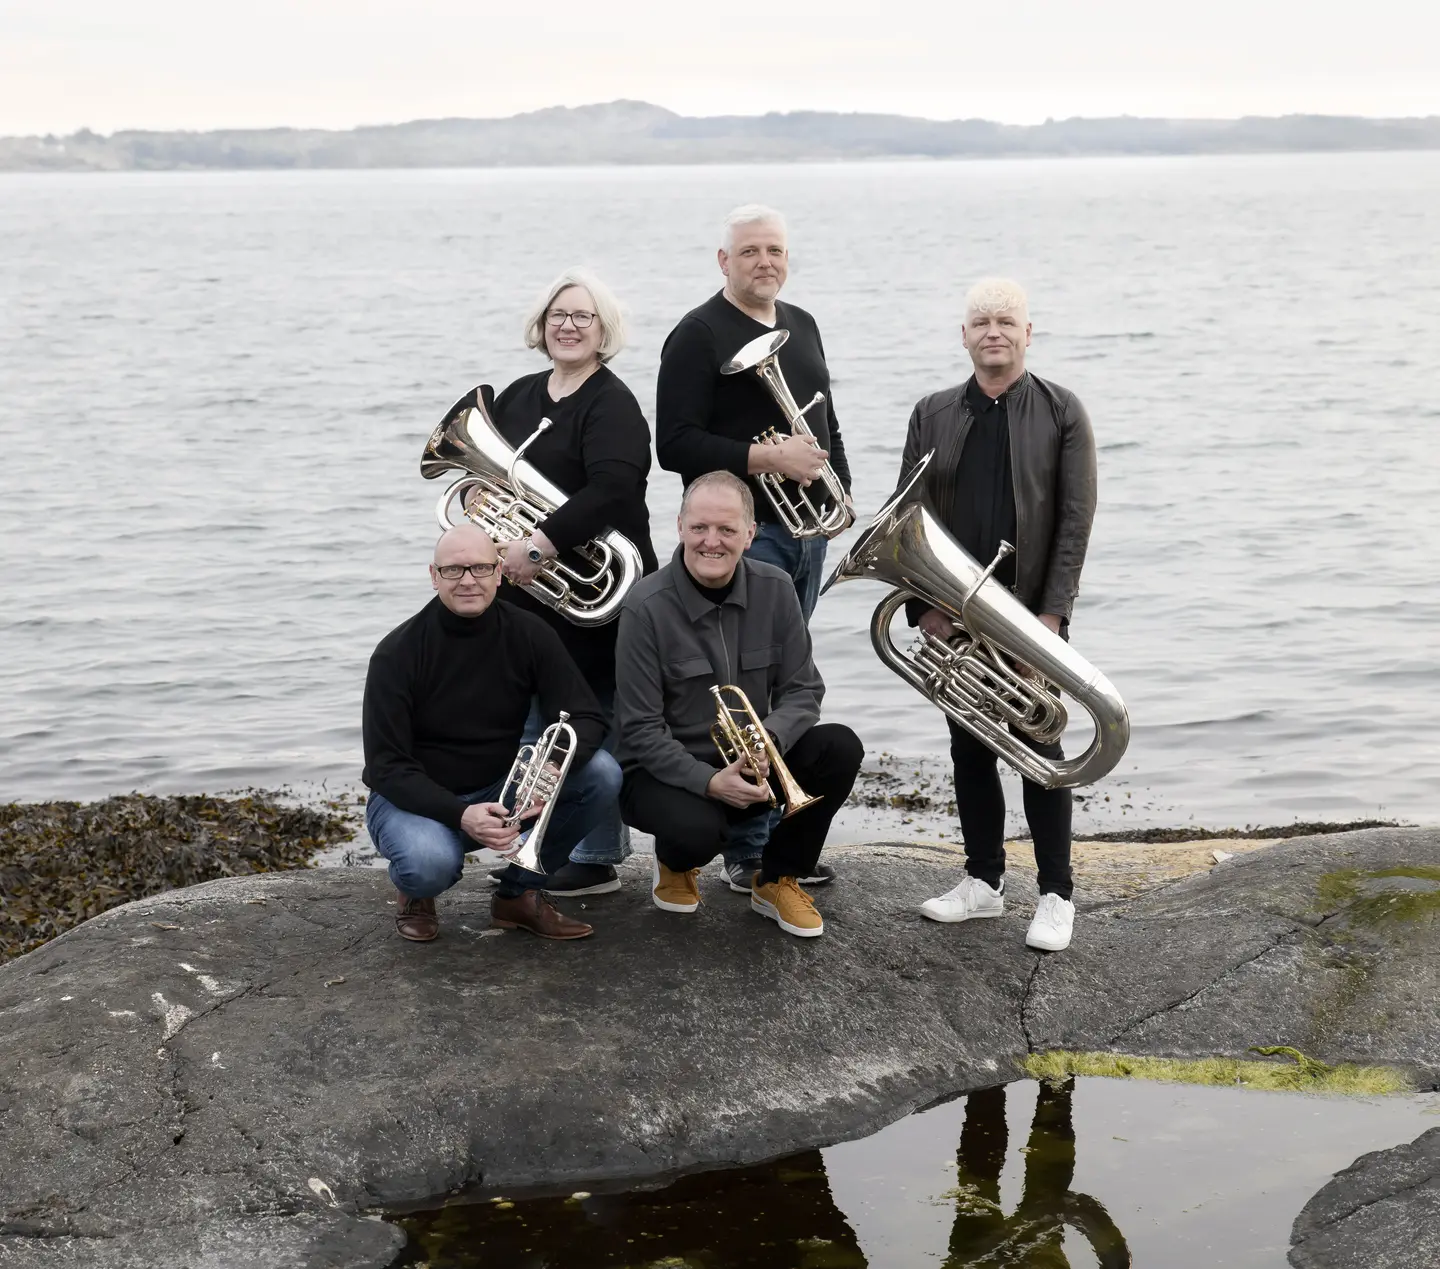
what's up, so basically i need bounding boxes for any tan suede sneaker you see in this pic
[751,875,824,938]
[651,856,701,913]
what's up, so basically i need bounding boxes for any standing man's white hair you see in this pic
[720,203,788,253]
[965,278,1030,322]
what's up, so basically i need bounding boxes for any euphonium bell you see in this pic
[421,386,643,627]
[820,452,1130,789]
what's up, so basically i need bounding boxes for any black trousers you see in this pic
[622,723,863,880]
[949,719,1073,899]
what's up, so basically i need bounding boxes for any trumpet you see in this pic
[422,386,643,627]
[709,684,821,819]
[820,453,1130,790]
[720,330,855,540]
[497,711,579,873]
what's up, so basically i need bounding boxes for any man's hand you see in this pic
[919,607,959,641]
[759,434,828,485]
[1038,613,1063,635]
[706,758,774,808]
[460,801,522,854]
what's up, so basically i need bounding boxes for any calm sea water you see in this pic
[3,153,1439,831]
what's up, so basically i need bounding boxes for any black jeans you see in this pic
[622,724,863,881]
[949,719,1073,899]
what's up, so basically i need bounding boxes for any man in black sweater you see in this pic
[362,524,620,942]
[655,203,853,889]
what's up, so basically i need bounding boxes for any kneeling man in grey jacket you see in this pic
[614,471,863,938]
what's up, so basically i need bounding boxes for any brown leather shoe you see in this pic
[394,888,439,942]
[491,889,593,940]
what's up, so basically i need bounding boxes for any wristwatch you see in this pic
[524,541,544,565]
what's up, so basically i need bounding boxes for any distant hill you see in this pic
[4,101,1439,171]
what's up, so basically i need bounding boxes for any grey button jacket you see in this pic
[613,546,824,796]
[900,371,1097,620]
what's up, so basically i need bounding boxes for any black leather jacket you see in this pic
[899,371,1097,620]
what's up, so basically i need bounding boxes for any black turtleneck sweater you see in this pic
[362,597,605,829]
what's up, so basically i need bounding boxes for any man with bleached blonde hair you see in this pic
[897,278,1098,953]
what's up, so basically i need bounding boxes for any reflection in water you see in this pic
[394,1080,1130,1268]
[944,1078,1130,1268]
[395,1149,866,1268]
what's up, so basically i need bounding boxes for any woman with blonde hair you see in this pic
[487,266,657,896]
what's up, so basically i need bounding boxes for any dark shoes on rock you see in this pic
[723,861,836,893]
[394,889,439,942]
[491,889,594,940]
[487,861,621,896]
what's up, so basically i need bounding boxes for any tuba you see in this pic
[421,386,644,627]
[820,452,1130,789]
[720,331,855,540]
[710,684,821,819]
[498,711,579,874]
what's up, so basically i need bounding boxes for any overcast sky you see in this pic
[3,1,1437,135]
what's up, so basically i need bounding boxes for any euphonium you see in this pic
[421,386,643,627]
[820,453,1130,789]
[720,330,855,540]
[709,684,821,819]
[498,710,579,873]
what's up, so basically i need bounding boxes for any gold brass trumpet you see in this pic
[422,386,643,627]
[720,330,855,540]
[709,684,821,819]
[498,710,579,873]
[820,453,1130,790]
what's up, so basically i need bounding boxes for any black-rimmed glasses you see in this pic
[545,309,597,329]
[435,562,498,580]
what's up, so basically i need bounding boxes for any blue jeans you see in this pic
[745,519,829,622]
[365,751,622,900]
[521,693,631,866]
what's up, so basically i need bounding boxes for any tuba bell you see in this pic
[421,386,643,627]
[820,452,1130,789]
[720,330,855,540]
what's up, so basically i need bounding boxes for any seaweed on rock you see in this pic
[0,792,357,963]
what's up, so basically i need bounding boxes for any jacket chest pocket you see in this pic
[739,644,782,685]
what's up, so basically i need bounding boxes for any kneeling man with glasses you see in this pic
[362,523,620,942]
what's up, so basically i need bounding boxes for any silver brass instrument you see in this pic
[498,710,579,873]
[709,684,821,819]
[820,452,1130,789]
[720,331,855,540]
[422,387,644,627]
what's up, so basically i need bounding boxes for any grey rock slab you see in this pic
[1,829,1437,1268]
[1289,1126,1440,1269]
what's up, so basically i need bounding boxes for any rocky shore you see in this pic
[0,825,1436,1268]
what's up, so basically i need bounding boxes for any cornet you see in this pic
[709,684,821,819]
[422,387,643,627]
[821,453,1130,790]
[497,711,579,873]
[720,331,855,540]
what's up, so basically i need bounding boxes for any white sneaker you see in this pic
[1026,893,1075,951]
[920,875,1005,923]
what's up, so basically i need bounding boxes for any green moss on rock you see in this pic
[1023,1048,1409,1096]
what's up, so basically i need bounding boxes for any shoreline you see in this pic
[0,788,1413,963]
